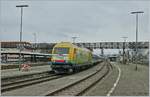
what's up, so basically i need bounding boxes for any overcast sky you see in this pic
[0,0,149,43]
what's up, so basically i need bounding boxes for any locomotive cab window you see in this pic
[54,48,69,54]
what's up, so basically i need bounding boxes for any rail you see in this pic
[45,61,111,96]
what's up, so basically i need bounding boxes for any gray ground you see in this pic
[2,62,149,96]
[84,62,149,96]
[2,63,103,96]
[112,63,149,96]
[83,62,118,96]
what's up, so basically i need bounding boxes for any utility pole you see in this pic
[16,5,29,71]
[131,11,144,70]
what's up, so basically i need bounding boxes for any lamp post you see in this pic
[16,5,29,71]
[131,11,144,70]
[121,36,128,64]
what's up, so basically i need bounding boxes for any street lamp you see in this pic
[121,36,128,64]
[16,5,29,70]
[131,11,144,70]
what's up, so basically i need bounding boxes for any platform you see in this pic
[1,62,50,70]
[83,62,149,96]
[1,65,51,79]
[112,63,149,96]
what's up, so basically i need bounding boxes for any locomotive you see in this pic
[51,42,94,73]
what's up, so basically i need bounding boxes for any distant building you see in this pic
[1,41,32,49]
[0,41,51,63]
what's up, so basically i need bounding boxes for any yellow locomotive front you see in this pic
[51,42,92,74]
[51,42,75,73]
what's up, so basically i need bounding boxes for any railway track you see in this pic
[1,73,63,93]
[1,62,100,93]
[45,61,111,96]
[1,71,53,82]
[1,61,103,95]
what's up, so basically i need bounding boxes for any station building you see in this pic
[1,41,52,63]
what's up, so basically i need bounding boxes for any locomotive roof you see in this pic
[54,42,91,52]
[54,42,77,47]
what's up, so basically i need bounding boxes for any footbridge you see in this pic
[36,41,149,50]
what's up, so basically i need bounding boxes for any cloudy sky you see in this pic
[0,0,149,43]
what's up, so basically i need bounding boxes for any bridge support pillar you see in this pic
[3,54,8,63]
[101,48,104,56]
[31,55,33,62]
[22,55,24,63]
[31,55,36,62]
[87,47,93,52]
[34,55,37,62]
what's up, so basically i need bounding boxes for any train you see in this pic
[51,42,101,74]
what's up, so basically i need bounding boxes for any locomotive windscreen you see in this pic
[54,48,69,54]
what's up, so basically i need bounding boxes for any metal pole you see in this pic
[135,13,138,70]
[19,7,23,71]
[121,37,127,64]
[16,5,28,71]
[101,47,104,56]
[123,41,125,64]
[33,33,37,51]
[131,11,144,71]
